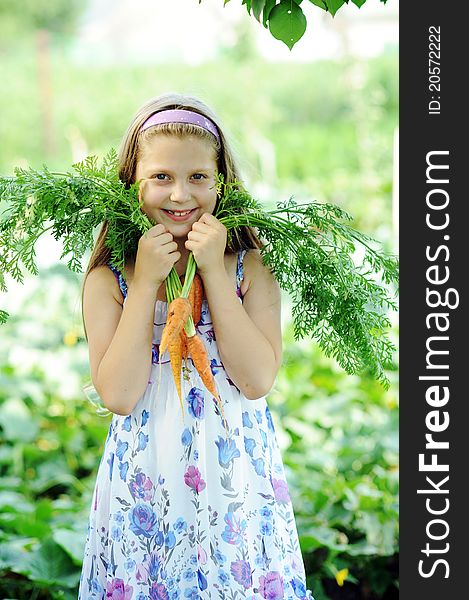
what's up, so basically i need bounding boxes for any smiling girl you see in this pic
[78,93,314,600]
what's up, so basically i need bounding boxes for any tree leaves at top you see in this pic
[218,0,390,49]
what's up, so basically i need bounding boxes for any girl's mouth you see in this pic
[163,208,197,222]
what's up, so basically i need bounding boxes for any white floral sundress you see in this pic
[78,249,315,600]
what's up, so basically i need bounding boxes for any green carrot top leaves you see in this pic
[0,150,398,387]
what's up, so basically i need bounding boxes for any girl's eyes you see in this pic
[152,173,206,181]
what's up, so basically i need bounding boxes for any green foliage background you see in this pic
[0,16,398,600]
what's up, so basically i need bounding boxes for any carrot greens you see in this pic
[0,150,398,388]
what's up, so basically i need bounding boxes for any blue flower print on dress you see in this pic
[291,577,308,598]
[116,439,129,461]
[184,587,199,600]
[242,411,253,428]
[107,452,114,481]
[141,409,150,427]
[181,428,192,446]
[151,344,160,365]
[198,568,208,590]
[174,517,187,532]
[138,431,149,452]
[252,457,266,477]
[266,405,276,433]
[165,531,176,549]
[221,512,247,546]
[244,437,256,457]
[122,415,132,432]
[129,504,159,538]
[187,388,204,420]
[215,436,241,468]
[255,409,263,424]
[210,358,219,376]
[119,461,129,482]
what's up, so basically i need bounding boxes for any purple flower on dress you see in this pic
[149,582,169,600]
[129,472,154,501]
[152,344,159,365]
[230,559,253,589]
[272,478,291,504]
[184,465,206,493]
[258,571,284,600]
[129,503,159,538]
[187,387,204,419]
[105,578,133,600]
[215,436,240,468]
[221,512,247,546]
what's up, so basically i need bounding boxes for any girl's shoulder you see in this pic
[85,260,133,306]
[238,248,274,299]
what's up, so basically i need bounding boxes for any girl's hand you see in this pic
[134,224,181,290]
[185,213,227,275]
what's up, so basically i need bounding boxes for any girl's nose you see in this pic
[170,181,191,203]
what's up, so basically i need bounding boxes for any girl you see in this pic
[79,93,314,600]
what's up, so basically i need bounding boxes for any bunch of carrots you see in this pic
[157,252,229,437]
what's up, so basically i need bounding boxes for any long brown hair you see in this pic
[81,93,263,334]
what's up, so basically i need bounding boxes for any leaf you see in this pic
[0,397,38,442]
[309,0,328,9]
[325,0,346,16]
[351,0,367,7]
[252,0,266,21]
[262,0,277,28]
[53,528,88,565]
[18,538,80,588]
[268,1,307,49]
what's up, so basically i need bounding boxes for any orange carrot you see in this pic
[180,329,188,363]
[186,333,229,437]
[168,333,184,419]
[160,297,192,355]
[191,273,204,326]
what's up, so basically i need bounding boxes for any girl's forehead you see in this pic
[139,134,216,158]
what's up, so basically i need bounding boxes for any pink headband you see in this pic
[139,109,221,144]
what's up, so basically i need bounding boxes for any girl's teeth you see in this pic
[168,210,192,216]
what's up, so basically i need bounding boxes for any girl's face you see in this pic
[135,134,218,238]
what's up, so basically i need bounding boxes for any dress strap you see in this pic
[107,262,128,299]
[235,249,248,300]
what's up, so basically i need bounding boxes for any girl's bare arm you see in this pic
[83,266,159,415]
[201,249,283,400]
